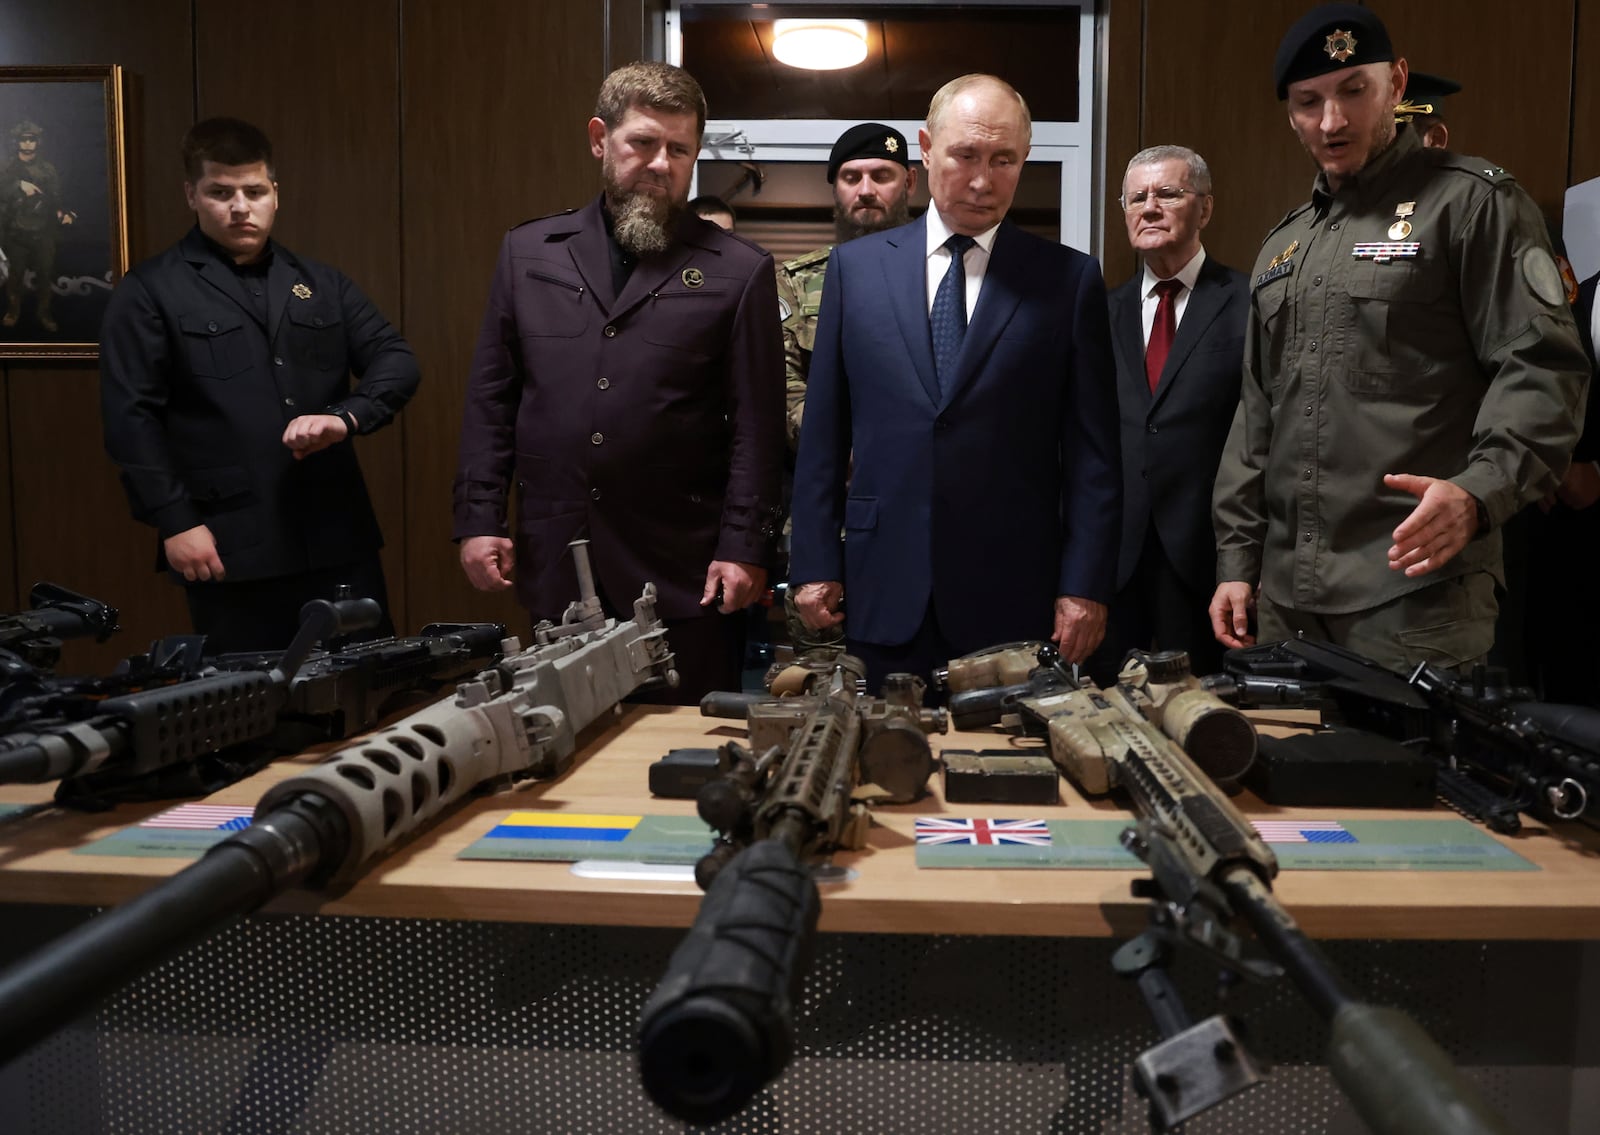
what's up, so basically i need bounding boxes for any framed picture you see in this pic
[0,65,128,360]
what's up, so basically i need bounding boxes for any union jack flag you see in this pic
[914,817,1052,846]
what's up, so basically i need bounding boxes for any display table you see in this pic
[1,705,1595,1134]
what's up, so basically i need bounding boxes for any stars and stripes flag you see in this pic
[914,818,1053,846]
[1251,819,1357,844]
[138,804,255,832]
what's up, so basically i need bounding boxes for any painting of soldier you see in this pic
[0,66,127,358]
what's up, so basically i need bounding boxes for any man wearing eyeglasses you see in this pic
[1091,146,1246,685]
[1210,4,1588,673]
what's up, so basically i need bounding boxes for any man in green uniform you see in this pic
[1210,4,1589,672]
[777,122,917,651]
[0,120,76,333]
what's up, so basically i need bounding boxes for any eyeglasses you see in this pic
[1118,186,1204,211]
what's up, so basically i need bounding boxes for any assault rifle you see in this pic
[1213,638,1600,835]
[0,539,677,1065]
[0,593,387,799]
[0,583,119,670]
[948,642,1512,1135]
[637,657,946,1124]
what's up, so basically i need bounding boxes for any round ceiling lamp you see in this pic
[770,19,870,71]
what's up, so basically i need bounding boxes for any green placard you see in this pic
[914,818,1537,872]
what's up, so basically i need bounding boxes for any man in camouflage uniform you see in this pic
[1210,4,1589,673]
[777,122,918,651]
[0,121,76,333]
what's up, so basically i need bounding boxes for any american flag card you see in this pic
[915,817,1052,846]
[138,804,255,832]
[1252,819,1357,844]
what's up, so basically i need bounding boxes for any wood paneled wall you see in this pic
[0,0,1589,671]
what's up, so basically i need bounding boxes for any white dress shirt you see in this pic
[925,204,1001,322]
[1139,247,1208,346]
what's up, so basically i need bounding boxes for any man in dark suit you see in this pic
[789,74,1120,693]
[1525,270,1600,703]
[1091,145,1247,683]
[453,62,784,702]
[100,117,419,653]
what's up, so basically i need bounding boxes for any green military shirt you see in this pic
[775,244,831,454]
[1213,127,1589,614]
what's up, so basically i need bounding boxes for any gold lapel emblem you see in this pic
[1388,220,1412,240]
[291,282,312,300]
[1267,239,1300,271]
[682,267,704,289]
[884,136,900,154]
[1324,29,1358,62]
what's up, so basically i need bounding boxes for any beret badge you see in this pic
[1323,29,1358,62]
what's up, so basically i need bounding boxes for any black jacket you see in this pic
[100,227,419,580]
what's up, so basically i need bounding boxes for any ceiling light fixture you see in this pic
[770,19,869,71]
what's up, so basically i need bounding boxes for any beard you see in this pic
[604,155,683,258]
[833,194,911,244]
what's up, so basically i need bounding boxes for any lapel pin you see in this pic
[681,267,704,289]
[292,282,312,300]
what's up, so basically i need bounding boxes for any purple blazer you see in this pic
[454,196,784,620]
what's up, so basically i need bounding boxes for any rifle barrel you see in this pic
[0,793,346,1066]
[638,821,818,1125]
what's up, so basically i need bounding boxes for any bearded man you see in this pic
[453,61,785,701]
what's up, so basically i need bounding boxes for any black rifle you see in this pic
[0,539,677,1067]
[1214,638,1600,834]
[637,660,946,1124]
[0,595,385,800]
[943,643,1513,1135]
[0,583,119,670]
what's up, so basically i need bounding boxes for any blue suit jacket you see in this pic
[789,214,1121,650]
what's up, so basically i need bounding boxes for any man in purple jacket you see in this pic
[453,62,785,701]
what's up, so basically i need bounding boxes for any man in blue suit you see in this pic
[789,74,1121,692]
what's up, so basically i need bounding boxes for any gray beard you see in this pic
[609,188,680,257]
[833,196,911,244]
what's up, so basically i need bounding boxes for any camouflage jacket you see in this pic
[776,244,832,453]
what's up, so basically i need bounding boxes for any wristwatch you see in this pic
[326,404,359,436]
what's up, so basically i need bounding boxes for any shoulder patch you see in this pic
[783,245,833,272]
[509,207,579,231]
[1522,247,1567,307]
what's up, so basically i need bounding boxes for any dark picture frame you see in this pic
[0,65,128,360]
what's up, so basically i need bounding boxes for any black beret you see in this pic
[1403,71,1461,108]
[1274,4,1395,100]
[826,122,909,183]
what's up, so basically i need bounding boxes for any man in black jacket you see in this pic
[100,118,419,652]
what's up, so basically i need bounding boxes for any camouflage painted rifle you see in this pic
[948,642,1512,1135]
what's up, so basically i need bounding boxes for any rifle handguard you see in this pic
[638,839,820,1125]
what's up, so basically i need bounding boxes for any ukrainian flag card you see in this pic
[459,812,716,864]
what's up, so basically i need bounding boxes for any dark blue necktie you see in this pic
[930,233,976,397]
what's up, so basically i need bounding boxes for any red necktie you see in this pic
[1145,278,1182,393]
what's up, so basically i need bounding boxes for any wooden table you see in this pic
[3,703,1598,940]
